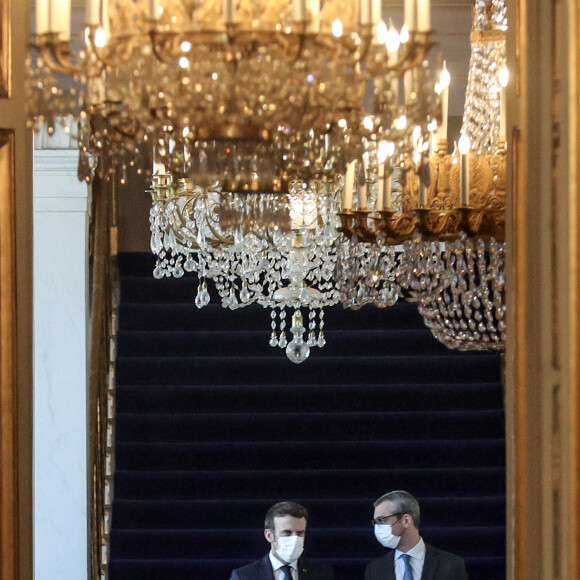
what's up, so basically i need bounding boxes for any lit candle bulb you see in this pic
[376,20,387,44]
[331,18,343,37]
[458,134,471,206]
[436,61,450,142]
[386,20,400,98]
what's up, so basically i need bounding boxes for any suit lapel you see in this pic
[384,552,397,580]
[420,545,438,580]
[260,555,276,580]
[297,557,309,579]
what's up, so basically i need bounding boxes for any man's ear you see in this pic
[264,528,275,543]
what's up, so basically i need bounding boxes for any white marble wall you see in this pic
[33,144,90,580]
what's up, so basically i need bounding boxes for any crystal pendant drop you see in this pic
[184,256,196,272]
[195,282,211,309]
[240,282,251,303]
[286,338,310,364]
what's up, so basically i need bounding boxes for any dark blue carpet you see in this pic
[109,252,506,580]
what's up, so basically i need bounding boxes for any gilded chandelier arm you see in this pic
[34,33,81,75]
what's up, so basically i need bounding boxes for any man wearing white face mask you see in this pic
[365,490,468,580]
[229,501,335,580]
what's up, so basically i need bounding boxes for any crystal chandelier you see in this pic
[395,0,508,352]
[30,0,440,187]
[29,0,449,362]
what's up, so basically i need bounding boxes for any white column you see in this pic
[33,140,90,580]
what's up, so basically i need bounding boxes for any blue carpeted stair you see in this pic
[110,252,506,580]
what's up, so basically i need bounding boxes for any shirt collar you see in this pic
[395,536,426,561]
[269,552,295,571]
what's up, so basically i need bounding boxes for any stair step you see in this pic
[116,354,502,385]
[109,526,506,560]
[115,439,505,471]
[116,382,504,414]
[115,410,505,443]
[117,328,451,357]
[107,556,505,580]
[112,496,507,529]
[110,252,506,580]
[118,301,428,331]
[113,467,506,500]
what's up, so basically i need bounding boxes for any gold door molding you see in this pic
[0,0,9,98]
[0,0,32,578]
[506,0,580,579]
[0,128,17,579]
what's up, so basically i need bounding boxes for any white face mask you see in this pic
[374,524,401,549]
[274,535,304,564]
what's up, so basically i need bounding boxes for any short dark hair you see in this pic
[373,490,421,529]
[264,501,309,531]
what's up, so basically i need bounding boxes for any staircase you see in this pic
[109,252,506,580]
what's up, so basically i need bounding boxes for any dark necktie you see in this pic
[280,564,293,580]
[401,554,413,580]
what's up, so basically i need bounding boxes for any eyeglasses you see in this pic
[371,513,403,526]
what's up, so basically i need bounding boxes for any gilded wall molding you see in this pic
[0,127,18,580]
[0,0,10,98]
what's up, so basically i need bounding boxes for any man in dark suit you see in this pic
[230,501,334,580]
[366,490,468,580]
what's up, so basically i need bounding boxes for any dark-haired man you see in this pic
[230,501,335,580]
[366,490,468,580]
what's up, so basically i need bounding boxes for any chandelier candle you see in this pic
[417,0,431,31]
[37,0,71,40]
[358,157,368,209]
[372,0,382,25]
[36,1,49,34]
[458,135,471,206]
[294,0,307,21]
[148,0,158,20]
[436,61,450,142]
[86,0,100,26]
[499,66,509,141]
[344,161,356,209]
[377,162,385,209]
[360,0,371,25]
[404,0,417,31]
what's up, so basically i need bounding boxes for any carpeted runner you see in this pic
[109,252,506,580]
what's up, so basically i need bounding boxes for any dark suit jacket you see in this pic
[365,543,468,580]
[230,554,335,580]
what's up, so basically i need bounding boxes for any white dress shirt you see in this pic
[269,552,298,580]
[394,537,426,580]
